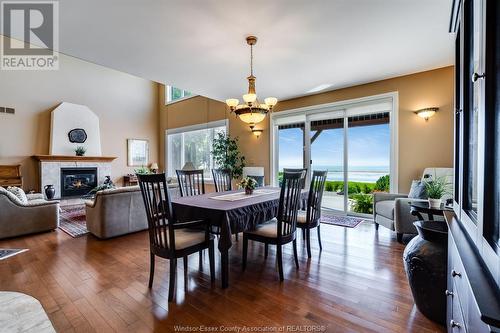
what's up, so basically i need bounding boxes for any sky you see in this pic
[278,123,390,171]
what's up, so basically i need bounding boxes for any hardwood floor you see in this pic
[0,222,444,333]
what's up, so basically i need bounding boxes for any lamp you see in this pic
[150,162,159,174]
[226,36,278,132]
[252,128,263,138]
[415,107,438,121]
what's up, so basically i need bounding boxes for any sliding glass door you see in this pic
[309,113,346,212]
[273,95,395,216]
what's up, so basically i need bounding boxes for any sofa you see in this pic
[85,186,148,239]
[373,167,453,242]
[0,187,59,239]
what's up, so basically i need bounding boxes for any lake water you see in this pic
[282,165,389,183]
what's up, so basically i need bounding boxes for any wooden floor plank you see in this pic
[0,222,444,333]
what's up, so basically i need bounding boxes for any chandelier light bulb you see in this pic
[225,99,239,108]
[243,93,257,104]
[264,97,278,107]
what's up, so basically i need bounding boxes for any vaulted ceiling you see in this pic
[8,0,455,101]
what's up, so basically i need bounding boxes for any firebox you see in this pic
[60,168,98,198]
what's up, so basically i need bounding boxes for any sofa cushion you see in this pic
[375,200,395,220]
[7,186,28,204]
[408,180,428,199]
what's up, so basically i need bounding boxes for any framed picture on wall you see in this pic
[127,139,149,166]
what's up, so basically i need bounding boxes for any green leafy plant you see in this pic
[134,166,152,175]
[212,133,246,179]
[238,177,257,191]
[325,182,334,192]
[352,193,373,214]
[75,146,86,156]
[374,175,390,192]
[424,176,451,199]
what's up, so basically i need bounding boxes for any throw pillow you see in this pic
[7,186,28,204]
[408,180,428,199]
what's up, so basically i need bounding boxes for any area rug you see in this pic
[0,249,28,261]
[59,204,89,237]
[321,215,364,228]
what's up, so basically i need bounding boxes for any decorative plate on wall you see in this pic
[68,128,87,143]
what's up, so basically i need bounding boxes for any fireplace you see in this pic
[60,168,98,198]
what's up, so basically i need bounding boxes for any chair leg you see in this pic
[198,250,203,269]
[293,240,299,269]
[208,240,215,283]
[397,233,403,243]
[183,255,188,272]
[277,245,284,281]
[375,222,379,230]
[317,224,323,251]
[168,258,177,302]
[306,228,312,258]
[148,252,155,288]
[235,233,239,241]
[242,235,248,271]
[302,228,306,240]
[264,243,268,259]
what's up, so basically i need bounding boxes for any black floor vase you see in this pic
[403,221,448,325]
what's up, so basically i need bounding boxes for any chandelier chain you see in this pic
[250,44,253,77]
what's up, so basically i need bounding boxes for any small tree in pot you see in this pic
[212,133,246,179]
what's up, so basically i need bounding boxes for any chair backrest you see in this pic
[306,170,328,225]
[276,170,306,240]
[212,169,232,192]
[176,169,205,197]
[137,173,175,254]
[283,168,308,189]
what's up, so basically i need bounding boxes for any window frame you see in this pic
[165,85,196,104]
[165,119,229,181]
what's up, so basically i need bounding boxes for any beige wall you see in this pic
[159,66,454,193]
[0,47,159,190]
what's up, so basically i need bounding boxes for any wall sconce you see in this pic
[415,107,439,121]
[251,127,263,138]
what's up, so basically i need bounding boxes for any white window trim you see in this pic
[165,85,198,105]
[165,119,229,180]
[270,92,399,193]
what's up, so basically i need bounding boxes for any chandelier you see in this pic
[226,36,277,132]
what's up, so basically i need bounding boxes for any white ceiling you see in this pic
[13,0,456,101]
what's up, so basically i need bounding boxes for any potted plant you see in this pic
[238,177,257,195]
[424,176,450,208]
[75,146,86,156]
[212,133,246,179]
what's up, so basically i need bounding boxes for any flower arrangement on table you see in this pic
[424,175,451,208]
[238,177,258,195]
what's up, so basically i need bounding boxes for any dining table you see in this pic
[171,187,308,288]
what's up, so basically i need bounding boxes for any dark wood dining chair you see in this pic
[283,168,308,188]
[212,169,232,192]
[242,170,306,281]
[296,170,328,258]
[176,169,205,197]
[137,173,215,302]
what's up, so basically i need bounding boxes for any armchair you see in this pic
[373,167,453,243]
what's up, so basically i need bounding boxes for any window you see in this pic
[165,85,193,103]
[166,120,227,179]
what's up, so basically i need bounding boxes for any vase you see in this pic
[44,185,55,200]
[403,221,448,325]
[245,188,253,195]
[428,198,441,208]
